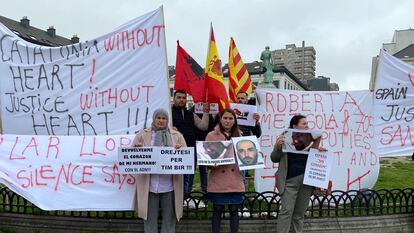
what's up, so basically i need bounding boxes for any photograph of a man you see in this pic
[291,132,316,151]
[236,140,258,165]
[232,136,264,170]
[282,129,322,154]
[202,141,232,159]
[196,141,235,166]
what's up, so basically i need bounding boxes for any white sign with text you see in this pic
[374,49,414,156]
[118,147,194,174]
[303,149,334,189]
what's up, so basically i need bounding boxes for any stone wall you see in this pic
[0,212,413,233]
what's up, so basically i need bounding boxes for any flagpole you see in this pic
[205,23,213,103]
[159,5,174,126]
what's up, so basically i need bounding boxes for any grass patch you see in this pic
[0,227,17,233]
[374,158,414,190]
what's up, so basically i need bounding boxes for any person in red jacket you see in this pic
[205,109,244,233]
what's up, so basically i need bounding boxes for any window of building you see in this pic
[28,35,37,40]
[11,29,20,35]
[273,80,279,88]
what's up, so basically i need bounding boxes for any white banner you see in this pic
[374,50,414,156]
[254,89,379,192]
[0,134,136,210]
[303,149,334,189]
[118,147,195,174]
[0,7,169,135]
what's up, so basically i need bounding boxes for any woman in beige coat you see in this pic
[133,108,186,233]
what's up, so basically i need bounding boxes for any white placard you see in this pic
[196,140,236,166]
[303,148,334,189]
[118,147,194,174]
[209,103,219,114]
[194,103,205,114]
[0,7,169,135]
[194,102,219,114]
[230,103,257,126]
[232,136,265,170]
[374,49,414,156]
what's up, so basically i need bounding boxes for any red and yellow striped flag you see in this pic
[228,37,252,103]
[205,25,230,111]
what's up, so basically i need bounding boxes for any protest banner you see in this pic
[232,136,265,170]
[196,140,236,165]
[118,147,194,174]
[230,103,257,126]
[254,89,379,192]
[0,134,136,210]
[281,129,322,154]
[0,7,170,135]
[374,49,414,156]
[303,148,334,189]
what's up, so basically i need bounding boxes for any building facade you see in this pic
[370,28,414,90]
[271,41,316,83]
[307,75,339,91]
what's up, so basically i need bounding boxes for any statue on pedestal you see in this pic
[260,46,274,86]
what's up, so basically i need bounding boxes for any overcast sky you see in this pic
[1,0,413,91]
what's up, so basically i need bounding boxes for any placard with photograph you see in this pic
[281,129,322,154]
[194,103,220,114]
[230,103,257,126]
[232,136,265,170]
[196,140,236,166]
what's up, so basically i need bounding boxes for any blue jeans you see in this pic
[184,165,208,195]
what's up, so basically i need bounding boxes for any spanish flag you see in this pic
[228,37,252,102]
[205,24,230,111]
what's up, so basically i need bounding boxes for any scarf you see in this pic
[151,108,173,147]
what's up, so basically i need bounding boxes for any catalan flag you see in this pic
[228,37,252,103]
[205,24,230,111]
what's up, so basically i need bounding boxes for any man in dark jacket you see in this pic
[172,90,209,197]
